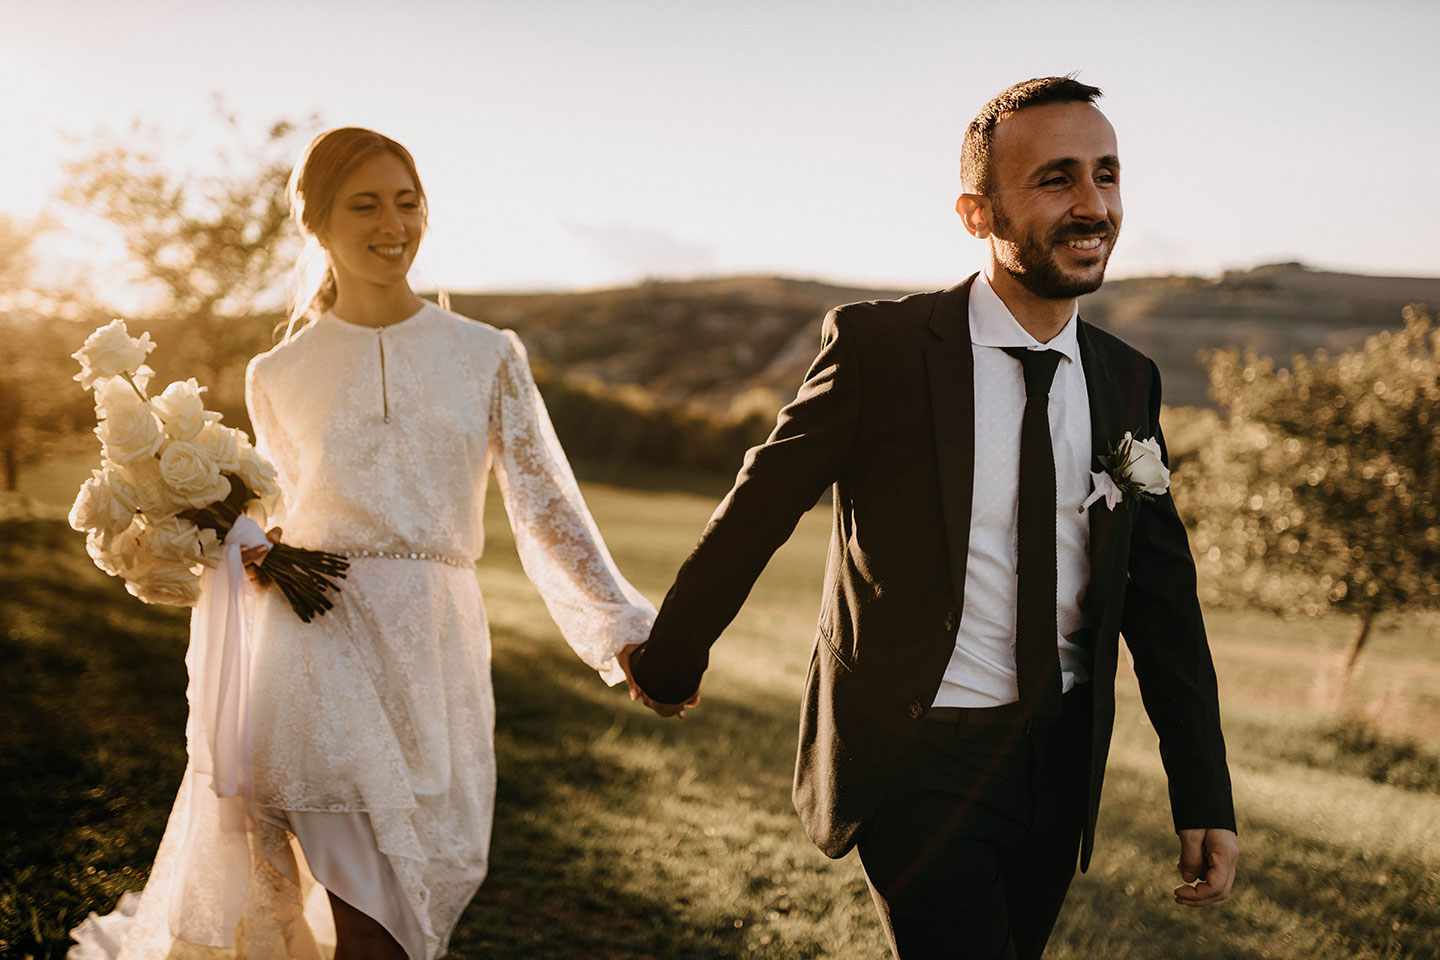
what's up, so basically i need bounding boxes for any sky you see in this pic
[3,0,1438,304]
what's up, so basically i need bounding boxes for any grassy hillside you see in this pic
[4,476,1438,959]
[448,264,1440,411]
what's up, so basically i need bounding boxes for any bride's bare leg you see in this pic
[328,890,407,960]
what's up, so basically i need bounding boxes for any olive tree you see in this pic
[1178,306,1440,674]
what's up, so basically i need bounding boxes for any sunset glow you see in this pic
[5,0,1437,300]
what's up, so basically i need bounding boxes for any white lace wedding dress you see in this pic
[69,303,656,960]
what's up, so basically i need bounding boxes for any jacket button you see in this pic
[907,700,924,719]
[943,611,958,632]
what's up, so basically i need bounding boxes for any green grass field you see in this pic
[3,469,1438,959]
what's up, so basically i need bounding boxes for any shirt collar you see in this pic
[968,271,1081,365]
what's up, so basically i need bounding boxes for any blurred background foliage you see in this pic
[0,109,304,489]
[1178,310,1440,676]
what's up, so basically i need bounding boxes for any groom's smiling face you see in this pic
[984,101,1123,299]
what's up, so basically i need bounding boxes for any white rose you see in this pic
[126,557,202,607]
[93,376,147,420]
[95,400,164,465]
[158,441,232,509]
[72,319,156,390]
[1124,434,1171,494]
[69,467,138,539]
[102,460,140,504]
[118,457,183,519]
[193,422,243,473]
[86,521,145,578]
[235,443,280,502]
[146,516,210,566]
[151,378,214,441]
[92,524,201,606]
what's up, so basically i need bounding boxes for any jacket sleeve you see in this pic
[1121,360,1236,833]
[630,307,863,704]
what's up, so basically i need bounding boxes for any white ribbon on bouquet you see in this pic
[167,514,270,945]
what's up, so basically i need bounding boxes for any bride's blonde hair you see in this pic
[284,127,430,340]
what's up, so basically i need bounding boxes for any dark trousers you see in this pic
[857,686,1092,960]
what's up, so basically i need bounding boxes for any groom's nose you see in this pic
[1070,179,1109,223]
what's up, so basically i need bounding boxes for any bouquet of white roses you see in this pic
[68,319,347,621]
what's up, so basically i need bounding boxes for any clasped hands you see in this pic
[616,643,699,719]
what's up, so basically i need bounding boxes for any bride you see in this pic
[70,127,657,960]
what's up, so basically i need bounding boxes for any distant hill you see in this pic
[1078,263,1440,408]
[448,263,1440,411]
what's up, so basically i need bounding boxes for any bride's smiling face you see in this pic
[320,151,425,292]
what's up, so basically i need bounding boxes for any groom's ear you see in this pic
[957,194,990,238]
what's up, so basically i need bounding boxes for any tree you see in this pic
[1178,306,1440,674]
[61,109,303,321]
[2,110,315,496]
[0,212,33,291]
[58,108,313,426]
[0,215,101,492]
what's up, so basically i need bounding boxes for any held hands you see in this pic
[617,643,701,719]
[240,527,284,588]
[1174,827,1238,907]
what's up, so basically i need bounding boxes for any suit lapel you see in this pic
[1078,319,1126,624]
[926,276,978,610]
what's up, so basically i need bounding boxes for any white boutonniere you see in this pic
[1078,432,1170,514]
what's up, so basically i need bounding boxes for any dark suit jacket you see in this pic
[631,275,1235,871]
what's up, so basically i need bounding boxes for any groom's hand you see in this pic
[1174,827,1238,907]
[617,643,701,719]
[639,690,701,719]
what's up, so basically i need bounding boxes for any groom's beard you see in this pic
[991,202,1118,300]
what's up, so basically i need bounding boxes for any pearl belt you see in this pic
[338,548,473,569]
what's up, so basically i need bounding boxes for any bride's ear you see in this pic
[957,194,990,239]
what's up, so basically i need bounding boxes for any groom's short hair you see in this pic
[962,76,1104,196]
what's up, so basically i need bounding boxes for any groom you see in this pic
[623,76,1237,959]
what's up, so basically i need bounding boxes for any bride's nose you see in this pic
[378,203,406,236]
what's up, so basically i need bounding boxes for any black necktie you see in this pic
[1002,346,1064,721]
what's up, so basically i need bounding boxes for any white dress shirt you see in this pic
[931,272,1094,708]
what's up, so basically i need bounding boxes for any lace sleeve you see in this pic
[244,357,295,524]
[489,330,656,684]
